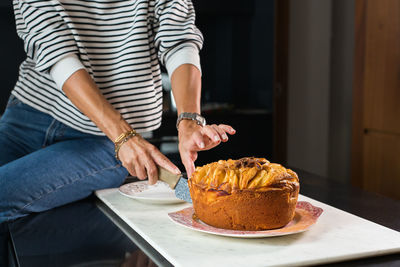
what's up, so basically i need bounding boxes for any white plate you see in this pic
[118,180,185,204]
[168,201,323,238]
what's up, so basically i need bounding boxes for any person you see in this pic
[0,0,235,223]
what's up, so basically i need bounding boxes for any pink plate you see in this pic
[168,201,323,238]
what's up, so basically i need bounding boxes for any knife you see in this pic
[157,166,192,203]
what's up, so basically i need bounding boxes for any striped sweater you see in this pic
[12,0,203,135]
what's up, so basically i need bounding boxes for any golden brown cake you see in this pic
[188,157,300,230]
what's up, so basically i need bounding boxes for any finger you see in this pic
[182,154,196,178]
[201,125,221,144]
[134,161,147,180]
[190,150,198,162]
[145,160,158,185]
[218,124,236,135]
[202,136,220,150]
[150,147,181,174]
[123,161,137,177]
[191,130,206,150]
[180,150,197,178]
[211,124,229,142]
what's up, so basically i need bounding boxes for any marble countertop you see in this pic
[95,189,400,267]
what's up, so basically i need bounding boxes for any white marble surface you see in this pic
[95,189,400,267]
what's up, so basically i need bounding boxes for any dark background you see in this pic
[0,2,24,113]
[160,0,275,167]
[0,0,275,168]
[194,0,274,110]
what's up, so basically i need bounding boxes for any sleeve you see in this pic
[13,0,80,73]
[50,54,85,89]
[152,0,204,78]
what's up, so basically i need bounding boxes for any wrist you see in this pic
[177,119,202,133]
[176,112,206,130]
[103,114,133,142]
[114,129,140,161]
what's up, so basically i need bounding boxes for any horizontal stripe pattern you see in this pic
[12,0,203,135]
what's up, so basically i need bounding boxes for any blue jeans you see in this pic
[0,95,128,223]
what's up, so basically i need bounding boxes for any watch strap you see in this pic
[176,112,206,130]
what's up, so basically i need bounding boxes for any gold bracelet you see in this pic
[114,129,138,161]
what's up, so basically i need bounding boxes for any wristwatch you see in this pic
[176,112,206,130]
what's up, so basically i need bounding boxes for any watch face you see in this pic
[194,114,205,126]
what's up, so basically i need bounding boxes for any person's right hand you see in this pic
[118,134,181,185]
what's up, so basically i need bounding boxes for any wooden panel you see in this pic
[363,131,400,200]
[353,0,400,198]
[363,0,400,134]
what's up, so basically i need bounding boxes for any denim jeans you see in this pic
[0,95,128,223]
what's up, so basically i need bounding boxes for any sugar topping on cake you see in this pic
[191,157,299,193]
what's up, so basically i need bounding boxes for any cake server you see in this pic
[158,166,192,203]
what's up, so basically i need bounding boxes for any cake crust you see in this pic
[189,157,300,230]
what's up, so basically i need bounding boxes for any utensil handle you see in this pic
[158,166,181,189]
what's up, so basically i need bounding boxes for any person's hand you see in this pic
[178,120,236,178]
[118,134,180,184]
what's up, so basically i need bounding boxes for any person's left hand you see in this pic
[178,120,236,178]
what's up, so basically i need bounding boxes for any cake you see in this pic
[188,157,300,230]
